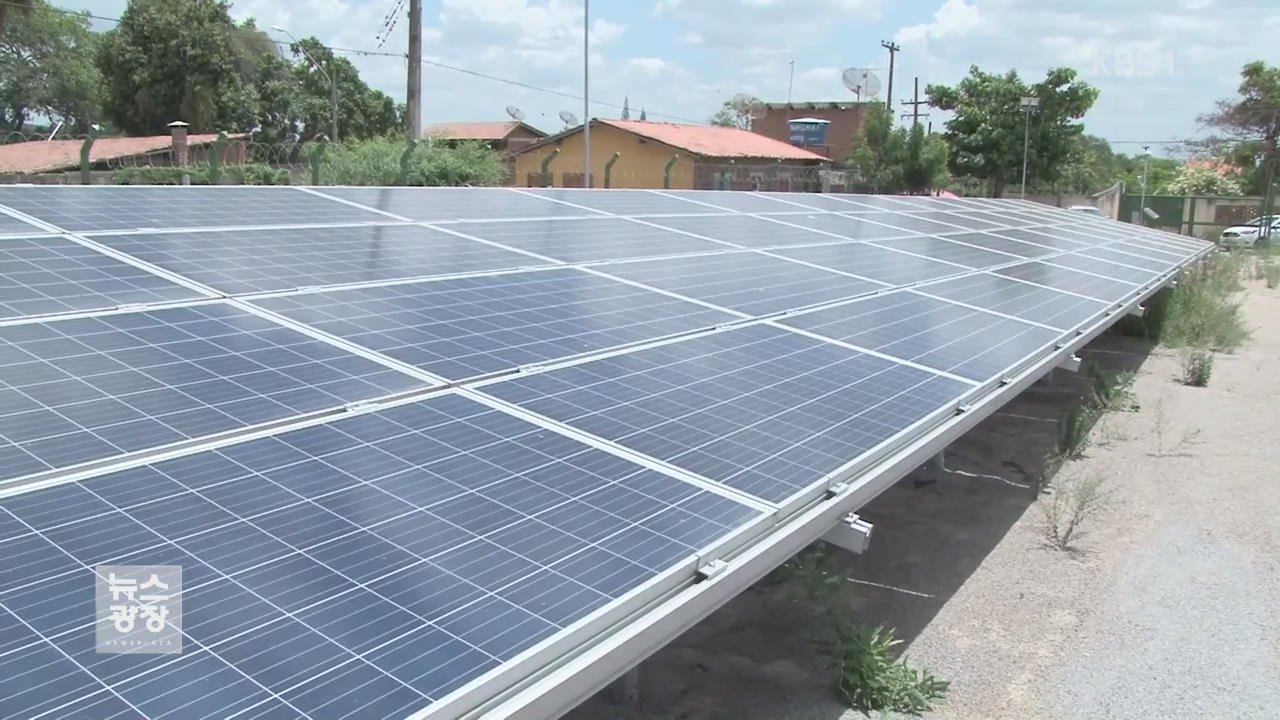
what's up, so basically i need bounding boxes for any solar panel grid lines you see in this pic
[868,235,1023,269]
[993,261,1141,303]
[511,188,727,217]
[440,216,734,264]
[916,272,1111,331]
[300,187,610,224]
[768,321,980,387]
[654,190,824,214]
[1041,253,1162,286]
[919,230,1060,259]
[0,301,428,485]
[771,240,970,288]
[0,235,213,321]
[0,207,51,236]
[293,185,416,223]
[0,391,763,719]
[752,212,926,243]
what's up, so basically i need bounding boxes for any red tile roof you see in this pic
[424,121,539,141]
[0,134,229,174]
[598,119,830,161]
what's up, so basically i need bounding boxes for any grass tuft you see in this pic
[836,624,950,716]
[1180,347,1214,387]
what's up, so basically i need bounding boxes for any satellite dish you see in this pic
[506,105,525,122]
[558,110,578,128]
[841,68,882,101]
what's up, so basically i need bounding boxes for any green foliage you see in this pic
[1162,260,1249,352]
[708,96,758,129]
[1201,62,1280,195]
[774,543,846,619]
[1089,366,1138,412]
[835,624,949,716]
[846,105,948,194]
[927,66,1098,197]
[282,37,399,142]
[320,137,504,186]
[1180,348,1214,387]
[112,164,288,185]
[1041,471,1108,551]
[1161,165,1246,196]
[1058,400,1097,460]
[0,0,101,132]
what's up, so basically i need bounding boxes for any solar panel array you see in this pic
[0,184,1210,720]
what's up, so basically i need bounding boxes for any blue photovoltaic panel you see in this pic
[1044,252,1161,286]
[659,190,815,214]
[831,194,931,211]
[519,189,723,216]
[446,217,728,263]
[486,323,972,503]
[0,187,388,233]
[908,211,1008,231]
[851,212,972,235]
[252,268,734,381]
[0,392,760,720]
[763,213,917,241]
[781,291,1063,382]
[0,302,425,483]
[0,210,43,236]
[1084,246,1174,273]
[640,214,837,247]
[1107,238,1191,263]
[988,227,1093,251]
[773,242,963,287]
[93,224,546,295]
[0,236,207,319]
[918,273,1109,330]
[315,187,598,222]
[929,231,1058,259]
[754,192,867,212]
[871,235,1020,269]
[993,261,1138,301]
[597,251,884,316]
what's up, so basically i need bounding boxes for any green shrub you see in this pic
[319,137,506,186]
[225,164,289,185]
[112,164,288,185]
[1181,348,1213,387]
[1089,366,1137,412]
[836,624,949,716]
[1162,265,1249,352]
[1058,401,1097,460]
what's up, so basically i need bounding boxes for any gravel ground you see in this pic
[565,282,1280,720]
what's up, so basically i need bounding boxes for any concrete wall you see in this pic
[513,123,697,189]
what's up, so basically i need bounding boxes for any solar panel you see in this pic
[312,187,597,222]
[1044,252,1162,286]
[773,242,964,286]
[0,210,44,236]
[445,217,729,263]
[484,323,972,503]
[988,226,1093,251]
[596,251,885,316]
[0,392,761,720]
[658,190,816,214]
[0,302,425,483]
[1107,238,1193,262]
[993,261,1139,301]
[639,214,838,247]
[0,235,208,319]
[754,192,867,211]
[1093,243,1184,268]
[92,224,548,296]
[928,231,1058,259]
[780,290,1063,382]
[251,268,734,380]
[918,272,1109,330]
[828,194,926,211]
[763,212,919,241]
[519,188,723,215]
[870,235,1021,269]
[853,211,974,235]
[0,186,389,233]
[908,211,1008,231]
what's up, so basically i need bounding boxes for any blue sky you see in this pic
[62,0,1280,155]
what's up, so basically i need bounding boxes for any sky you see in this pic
[57,0,1280,155]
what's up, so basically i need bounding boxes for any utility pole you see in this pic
[899,76,929,128]
[880,40,900,113]
[1139,145,1151,225]
[406,0,422,143]
[786,59,795,128]
[583,0,591,187]
[1019,96,1040,200]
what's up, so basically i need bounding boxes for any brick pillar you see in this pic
[168,120,190,167]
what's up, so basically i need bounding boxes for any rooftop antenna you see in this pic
[506,105,525,122]
[841,67,882,102]
[558,110,578,129]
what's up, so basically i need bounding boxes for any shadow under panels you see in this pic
[918,273,1109,331]
[772,242,965,287]
[484,322,972,504]
[312,187,596,222]
[445,217,727,263]
[252,268,735,381]
[595,251,885,316]
[0,186,389,234]
[0,391,761,720]
[780,290,1063,383]
[993,261,1140,302]
[0,302,426,484]
[0,235,208,319]
[93,225,551,296]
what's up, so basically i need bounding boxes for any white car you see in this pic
[1220,215,1280,248]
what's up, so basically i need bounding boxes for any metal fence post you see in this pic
[397,139,417,185]
[540,149,560,187]
[604,152,621,189]
[662,154,679,189]
[208,132,228,185]
[78,127,100,185]
[718,160,734,190]
[310,139,326,186]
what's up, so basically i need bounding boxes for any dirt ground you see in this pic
[565,282,1280,720]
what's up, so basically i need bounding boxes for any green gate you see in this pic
[1118,194,1183,230]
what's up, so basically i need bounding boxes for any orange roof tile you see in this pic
[0,134,230,174]
[598,119,829,161]
[424,122,528,141]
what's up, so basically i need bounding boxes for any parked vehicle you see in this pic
[1219,215,1280,248]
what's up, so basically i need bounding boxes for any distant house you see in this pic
[422,121,548,155]
[510,118,830,189]
[751,101,876,167]
[0,132,243,179]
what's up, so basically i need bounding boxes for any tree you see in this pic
[709,95,759,129]
[0,0,101,132]
[96,0,264,133]
[621,96,630,120]
[1201,62,1280,207]
[846,104,948,194]
[1161,164,1245,196]
[0,0,34,36]
[927,66,1098,196]
[639,106,647,121]
[285,37,398,142]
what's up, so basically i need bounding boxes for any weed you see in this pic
[1180,347,1214,387]
[835,624,950,716]
[1093,416,1131,448]
[1151,396,1203,457]
[1058,401,1097,460]
[775,543,846,618]
[1088,366,1138,412]
[1162,259,1249,352]
[1040,471,1109,551]
[1264,262,1280,289]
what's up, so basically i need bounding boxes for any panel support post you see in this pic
[606,666,640,707]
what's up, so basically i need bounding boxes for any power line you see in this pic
[2,0,703,125]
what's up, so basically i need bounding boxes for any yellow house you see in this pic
[511,118,830,190]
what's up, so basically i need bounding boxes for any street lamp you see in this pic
[1139,145,1151,226]
[272,25,338,143]
[1019,96,1040,200]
